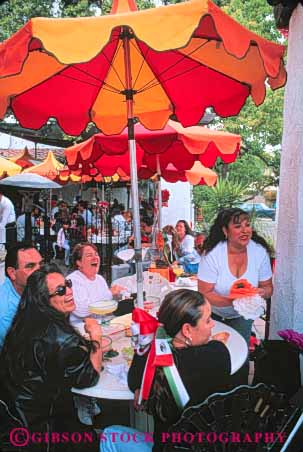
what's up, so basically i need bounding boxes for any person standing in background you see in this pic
[0,190,16,249]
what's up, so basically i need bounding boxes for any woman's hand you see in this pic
[84,318,102,342]
[85,318,103,373]
[111,284,127,296]
[256,287,266,298]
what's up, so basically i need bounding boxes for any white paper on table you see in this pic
[106,362,128,386]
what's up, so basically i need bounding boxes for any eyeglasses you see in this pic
[49,279,72,297]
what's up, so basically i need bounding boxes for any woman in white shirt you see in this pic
[68,243,124,326]
[173,220,200,274]
[198,208,273,345]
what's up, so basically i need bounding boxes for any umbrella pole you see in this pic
[122,27,144,308]
[156,156,162,229]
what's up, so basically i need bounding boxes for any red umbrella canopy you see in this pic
[65,120,241,178]
[0,0,286,136]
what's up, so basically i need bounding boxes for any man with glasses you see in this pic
[0,242,43,349]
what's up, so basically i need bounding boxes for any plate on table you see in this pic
[116,249,135,262]
[174,277,197,287]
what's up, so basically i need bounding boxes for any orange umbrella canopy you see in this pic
[23,150,63,179]
[64,120,240,181]
[0,156,22,178]
[8,146,35,169]
[0,0,285,136]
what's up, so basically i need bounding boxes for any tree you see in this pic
[193,0,285,213]
[0,0,155,40]
[218,0,285,188]
[193,178,251,225]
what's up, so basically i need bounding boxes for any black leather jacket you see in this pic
[0,321,99,452]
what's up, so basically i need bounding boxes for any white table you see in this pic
[72,334,134,400]
[212,320,248,375]
[72,319,247,399]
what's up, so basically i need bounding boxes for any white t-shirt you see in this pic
[0,195,16,227]
[198,240,272,319]
[68,270,112,325]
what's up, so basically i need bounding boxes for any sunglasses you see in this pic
[49,279,72,297]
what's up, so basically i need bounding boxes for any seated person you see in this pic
[140,217,153,245]
[112,205,132,245]
[128,289,232,451]
[54,219,71,266]
[194,232,205,255]
[0,264,102,452]
[68,243,125,326]
[172,220,201,274]
[0,242,43,350]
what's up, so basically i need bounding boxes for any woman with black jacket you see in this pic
[0,264,102,452]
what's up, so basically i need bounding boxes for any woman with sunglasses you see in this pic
[0,263,102,452]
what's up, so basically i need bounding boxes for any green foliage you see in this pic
[0,0,54,41]
[0,0,156,40]
[214,0,285,188]
[193,178,250,225]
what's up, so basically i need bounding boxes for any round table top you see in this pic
[72,319,247,399]
[72,334,134,400]
[212,320,248,375]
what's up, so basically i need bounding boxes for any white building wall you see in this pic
[161,180,193,228]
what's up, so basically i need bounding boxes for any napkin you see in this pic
[106,362,128,386]
[229,279,259,299]
[232,295,266,320]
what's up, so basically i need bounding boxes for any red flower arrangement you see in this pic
[278,329,303,351]
[161,189,170,207]
[98,201,109,209]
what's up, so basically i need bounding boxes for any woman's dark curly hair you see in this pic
[0,263,96,384]
[202,208,272,255]
[145,290,206,423]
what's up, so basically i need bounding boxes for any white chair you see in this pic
[112,271,172,302]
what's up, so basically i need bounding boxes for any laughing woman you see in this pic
[68,243,124,326]
[0,264,102,452]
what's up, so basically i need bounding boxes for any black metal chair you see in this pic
[163,384,301,452]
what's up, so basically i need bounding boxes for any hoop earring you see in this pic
[185,336,192,346]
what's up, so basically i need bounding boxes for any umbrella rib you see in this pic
[136,40,211,93]
[129,39,150,90]
[98,39,126,91]
[57,37,126,94]
[58,72,121,94]
[138,61,202,93]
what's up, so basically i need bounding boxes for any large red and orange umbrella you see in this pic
[0,0,285,305]
[0,0,285,135]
